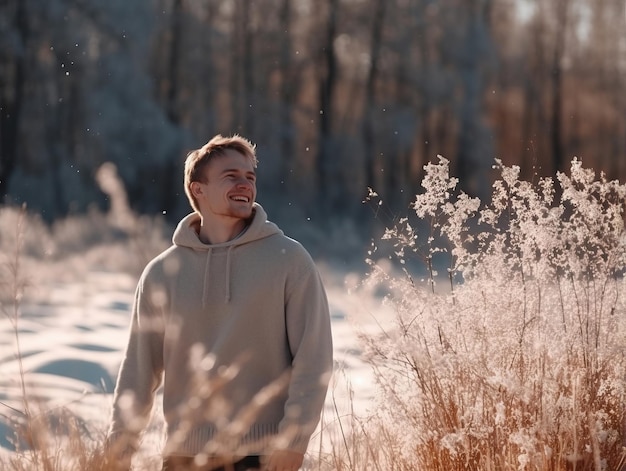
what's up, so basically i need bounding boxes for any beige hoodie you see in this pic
[108,204,333,458]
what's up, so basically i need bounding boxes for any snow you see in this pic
[0,265,384,462]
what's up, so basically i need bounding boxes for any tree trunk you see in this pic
[550,0,569,174]
[362,0,386,195]
[0,0,27,201]
[164,0,184,125]
[278,0,296,188]
[243,1,254,136]
[316,0,339,214]
[230,0,253,134]
[520,16,544,179]
[455,0,494,200]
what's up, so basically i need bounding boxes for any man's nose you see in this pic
[235,177,252,188]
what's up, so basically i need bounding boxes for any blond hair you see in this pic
[184,134,257,213]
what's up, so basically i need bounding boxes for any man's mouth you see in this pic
[230,195,250,203]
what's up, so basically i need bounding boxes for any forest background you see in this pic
[1,0,626,258]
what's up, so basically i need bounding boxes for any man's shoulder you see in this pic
[258,232,311,256]
[140,244,183,277]
[253,233,319,276]
[149,243,179,262]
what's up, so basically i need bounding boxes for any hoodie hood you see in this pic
[171,203,282,304]
[172,203,282,250]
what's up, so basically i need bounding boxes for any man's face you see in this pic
[194,149,257,221]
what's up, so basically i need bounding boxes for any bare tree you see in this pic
[0,0,27,202]
[162,0,184,125]
[453,0,495,199]
[229,0,255,135]
[520,14,547,178]
[315,0,339,214]
[362,0,386,196]
[278,0,297,188]
[583,0,626,179]
[548,0,569,174]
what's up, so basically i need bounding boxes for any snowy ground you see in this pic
[0,263,390,462]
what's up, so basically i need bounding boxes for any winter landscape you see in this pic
[1,158,625,470]
[3,1,626,469]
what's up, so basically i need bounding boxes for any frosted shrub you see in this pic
[362,157,626,470]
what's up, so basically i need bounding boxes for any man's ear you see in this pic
[190,181,204,198]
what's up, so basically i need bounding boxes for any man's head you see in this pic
[184,134,258,215]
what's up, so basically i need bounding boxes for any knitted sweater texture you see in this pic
[109,204,333,457]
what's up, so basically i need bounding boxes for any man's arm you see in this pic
[280,255,334,455]
[106,276,165,465]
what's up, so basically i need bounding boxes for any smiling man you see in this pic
[107,135,333,471]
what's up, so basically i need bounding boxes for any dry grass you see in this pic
[352,158,626,470]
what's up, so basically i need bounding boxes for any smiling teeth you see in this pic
[232,196,248,202]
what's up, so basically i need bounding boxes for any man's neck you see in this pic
[197,216,248,244]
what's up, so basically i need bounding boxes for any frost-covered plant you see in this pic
[362,157,626,470]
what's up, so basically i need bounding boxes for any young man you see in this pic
[107,135,333,471]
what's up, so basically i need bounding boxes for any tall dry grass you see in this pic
[343,157,626,470]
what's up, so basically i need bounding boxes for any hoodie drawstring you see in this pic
[202,248,212,308]
[225,246,234,303]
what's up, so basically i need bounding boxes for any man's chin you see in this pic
[230,207,253,220]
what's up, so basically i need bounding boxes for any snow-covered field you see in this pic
[0,262,387,462]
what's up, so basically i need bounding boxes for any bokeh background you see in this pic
[2,0,625,257]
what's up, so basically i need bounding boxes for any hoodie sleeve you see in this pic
[280,251,333,453]
[107,270,166,460]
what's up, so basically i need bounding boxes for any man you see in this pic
[107,134,333,471]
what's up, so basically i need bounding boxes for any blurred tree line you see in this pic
[1,0,625,234]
